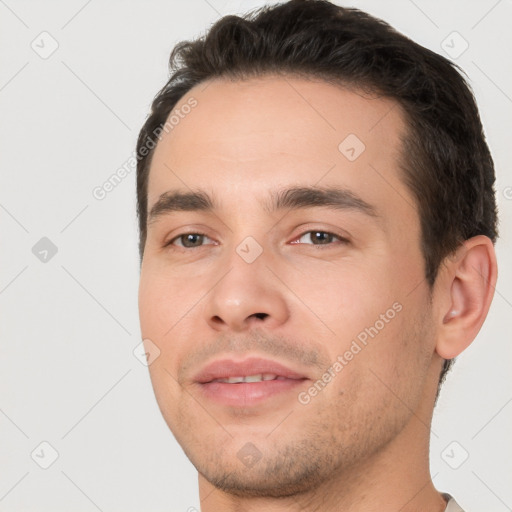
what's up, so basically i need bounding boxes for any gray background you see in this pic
[0,0,511,510]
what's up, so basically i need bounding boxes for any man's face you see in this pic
[138,76,438,496]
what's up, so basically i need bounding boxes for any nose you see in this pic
[203,250,290,333]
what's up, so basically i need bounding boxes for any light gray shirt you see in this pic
[443,493,465,511]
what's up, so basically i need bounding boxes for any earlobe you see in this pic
[436,235,497,360]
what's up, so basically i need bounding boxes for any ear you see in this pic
[435,235,498,360]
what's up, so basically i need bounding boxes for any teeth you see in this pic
[227,376,245,383]
[215,373,279,383]
[244,374,263,383]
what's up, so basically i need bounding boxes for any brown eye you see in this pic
[294,231,346,246]
[169,233,211,248]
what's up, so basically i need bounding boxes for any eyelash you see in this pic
[165,230,348,250]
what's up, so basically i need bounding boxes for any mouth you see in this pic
[194,357,309,407]
[210,373,299,383]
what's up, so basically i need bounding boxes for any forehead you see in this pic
[147,75,413,222]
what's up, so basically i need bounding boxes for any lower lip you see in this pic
[198,378,307,407]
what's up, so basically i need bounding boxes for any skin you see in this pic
[138,75,497,511]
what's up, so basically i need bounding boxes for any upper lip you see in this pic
[194,357,309,383]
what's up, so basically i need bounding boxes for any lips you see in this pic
[193,357,308,384]
[193,357,310,407]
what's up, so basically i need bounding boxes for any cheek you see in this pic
[138,270,186,420]
[138,263,198,337]
[287,262,419,394]
[358,302,434,412]
[138,272,168,338]
[286,261,395,343]
[139,265,205,383]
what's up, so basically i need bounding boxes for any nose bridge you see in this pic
[203,236,289,331]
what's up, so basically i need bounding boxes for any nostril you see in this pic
[252,313,268,320]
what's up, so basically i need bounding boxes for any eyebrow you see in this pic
[147,185,378,225]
